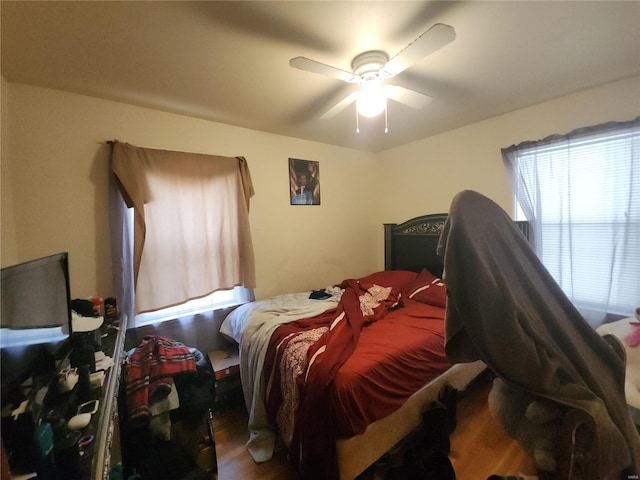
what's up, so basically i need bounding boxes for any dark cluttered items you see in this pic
[309,290,332,300]
[360,386,458,480]
[120,336,218,480]
[1,253,127,479]
[387,397,457,480]
[1,313,127,480]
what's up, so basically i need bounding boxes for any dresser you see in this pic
[89,313,128,480]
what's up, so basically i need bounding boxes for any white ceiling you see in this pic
[2,1,639,152]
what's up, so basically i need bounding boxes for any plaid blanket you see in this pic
[125,335,197,421]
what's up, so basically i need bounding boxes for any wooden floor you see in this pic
[210,372,536,480]
[448,374,536,480]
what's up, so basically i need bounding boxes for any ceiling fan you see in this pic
[289,23,456,126]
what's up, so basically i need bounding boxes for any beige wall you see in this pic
[1,81,376,301]
[370,76,640,270]
[2,76,639,302]
[1,78,17,262]
[376,76,640,219]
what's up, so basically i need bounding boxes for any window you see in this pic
[502,118,639,324]
[109,142,256,328]
[118,206,253,327]
[134,286,252,326]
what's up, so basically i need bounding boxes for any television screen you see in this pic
[0,252,73,476]
[0,252,72,384]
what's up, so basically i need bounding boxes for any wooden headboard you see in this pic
[385,214,531,278]
[384,213,448,278]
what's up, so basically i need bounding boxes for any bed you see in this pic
[220,213,508,479]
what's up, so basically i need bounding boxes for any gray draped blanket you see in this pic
[437,190,639,478]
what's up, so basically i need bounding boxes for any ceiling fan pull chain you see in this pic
[385,105,389,133]
[356,109,360,133]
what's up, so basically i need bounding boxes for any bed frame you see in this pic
[384,213,530,276]
[336,213,530,480]
[334,213,476,479]
[384,213,448,276]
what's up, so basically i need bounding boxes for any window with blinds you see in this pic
[510,120,639,321]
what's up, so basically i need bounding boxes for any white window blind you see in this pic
[504,118,639,323]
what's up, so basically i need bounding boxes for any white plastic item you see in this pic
[67,413,91,431]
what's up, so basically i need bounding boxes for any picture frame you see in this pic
[289,158,320,205]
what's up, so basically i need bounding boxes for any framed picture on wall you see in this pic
[289,158,320,205]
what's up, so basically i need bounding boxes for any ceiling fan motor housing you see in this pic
[350,50,389,81]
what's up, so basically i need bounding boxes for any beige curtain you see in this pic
[111,142,255,314]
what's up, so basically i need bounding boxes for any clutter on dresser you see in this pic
[0,253,126,479]
[0,312,127,480]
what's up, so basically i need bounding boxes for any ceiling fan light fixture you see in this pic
[290,23,455,123]
[356,81,387,117]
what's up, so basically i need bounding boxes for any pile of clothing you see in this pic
[121,336,216,480]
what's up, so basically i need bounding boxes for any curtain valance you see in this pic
[502,117,640,154]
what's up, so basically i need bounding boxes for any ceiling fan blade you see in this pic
[320,92,359,119]
[380,23,456,78]
[290,56,360,83]
[384,85,432,109]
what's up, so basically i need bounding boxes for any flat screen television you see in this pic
[0,252,72,386]
[0,252,73,474]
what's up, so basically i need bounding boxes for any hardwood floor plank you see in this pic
[211,373,535,480]
[450,374,536,480]
[212,406,299,480]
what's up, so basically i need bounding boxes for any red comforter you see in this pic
[264,279,449,479]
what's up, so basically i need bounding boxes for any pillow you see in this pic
[402,268,447,308]
[356,270,418,290]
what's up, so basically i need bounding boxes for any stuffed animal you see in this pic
[488,377,564,472]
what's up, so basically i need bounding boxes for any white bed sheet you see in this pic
[220,288,343,462]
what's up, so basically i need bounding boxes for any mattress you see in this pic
[220,269,453,478]
[326,298,449,436]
